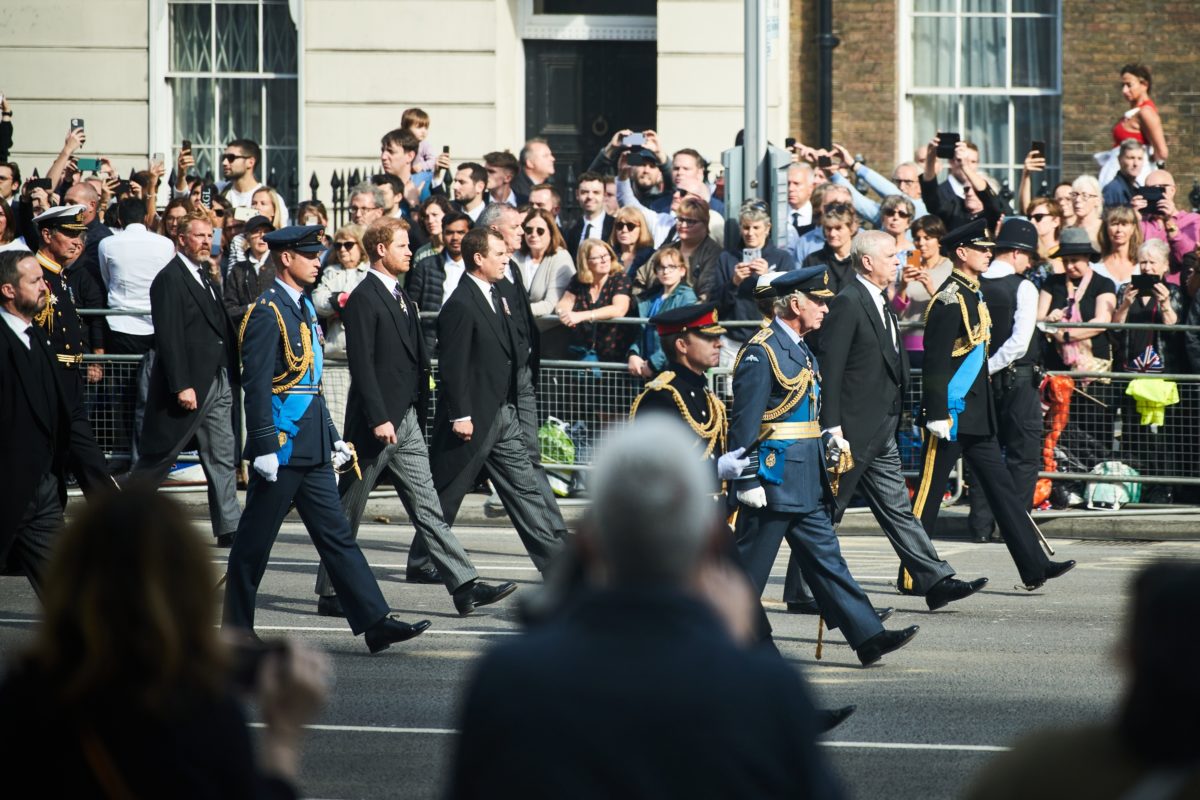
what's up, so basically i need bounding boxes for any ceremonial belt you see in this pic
[56,353,84,367]
[761,421,820,439]
[280,383,321,396]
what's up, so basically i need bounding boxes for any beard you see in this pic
[15,292,46,319]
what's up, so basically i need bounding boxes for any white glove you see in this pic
[926,419,952,440]
[332,440,353,470]
[830,434,851,459]
[717,447,751,481]
[737,486,768,509]
[253,453,279,482]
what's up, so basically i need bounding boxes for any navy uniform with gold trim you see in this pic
[730,268,919,666]
[31,206,92,406]
[223,225,430,651]
[911,219,1075,590]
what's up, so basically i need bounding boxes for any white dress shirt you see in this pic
[369,267,398,295]
[99,223,176,335]
[441,254,466,307]
[982,259,1039,375]
[789,202,813,230]
[465,271,497,310]
[578,210,606,246]
[0,308,32,349]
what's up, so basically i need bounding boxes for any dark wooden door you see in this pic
[524,40,656,206]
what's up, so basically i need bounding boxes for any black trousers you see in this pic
[5,472,63,598]
[968,371,1042,537]
[912,430,1051,586]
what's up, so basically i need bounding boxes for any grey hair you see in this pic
[891,161,920,180]
[788,161,814,178]
[349,182,385,210]
[1072,174,1102,197]
[852,229,894,274]
[1138,237,1170,264]
[476,202,515,230]
[738,201,771,226]
[1119,137,1146,156]
[589,416,718,586]
[879,193,915,219]
[771,290,808,317]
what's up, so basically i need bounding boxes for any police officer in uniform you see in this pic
[730,267,919,666]
[222,225,431,653]
[911,219,1075,589]
[969,218,1043,542]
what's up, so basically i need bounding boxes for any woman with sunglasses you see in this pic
[516,208,576,357]
[413,195,452,263]
[312,223,369,359]
[892,214,953,369]
[626,246,697,378]
[879,194,916,261]
[1025,196,1065,288]
[609,207,654,281]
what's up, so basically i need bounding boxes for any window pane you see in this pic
[962,17,1006,87]
[914,0,954,10]
[1012,17,1056,88]
[965,95,1009,166]
[964,0,1004,11]
[215,3,259,72]
[218,78,263,143]
[912,17,955,87]
[912,95,958,151]
[536,0,654,13]
[172,77,214,151]
[170,3,211,72]
[1013,0,1056,12]
[263,2,297,74]
[267,78,297,148]
[1014,95,1061,192]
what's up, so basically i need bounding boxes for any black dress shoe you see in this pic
[1023,559,1077,591]
[856,625,920,667]
[925,576,989,611]
[216,532,235,548]
[876,607,895,623]
[815,704,857,734]
[453,581,518,616]
[317,595,345,618]
[786,600,821,614]
[405,566,443,584]
[364,615,431,654]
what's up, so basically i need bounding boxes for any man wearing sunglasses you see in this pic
[218,139,290,226]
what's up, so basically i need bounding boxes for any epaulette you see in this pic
[748,327,774,346]
[646,370,676,391]
[935,283,960,305]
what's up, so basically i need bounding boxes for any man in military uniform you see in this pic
[911,219,1075,590]
[31,205,104,403]
[969,218,1043,542]
[730,267,919,667]
[223,225,431,653]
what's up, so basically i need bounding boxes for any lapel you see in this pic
[174,257,225,337]
[3,325,53,434]
[852,279,900,382]
[370,274,417,361]
[769,318,807,371]
[466,277,513,356]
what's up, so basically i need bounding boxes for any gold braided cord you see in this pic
[630,373,727,458]
[238,300,314,394]
[950,269,980,292]
[732,326,815,422]
[33,252,60,331]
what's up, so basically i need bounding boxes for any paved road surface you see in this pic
[3,521,1197,799]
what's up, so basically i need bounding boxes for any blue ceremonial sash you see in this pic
[272,296,324,465]
[758,382,819,486]
[946,341,984,442]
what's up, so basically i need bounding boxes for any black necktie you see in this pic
[24,324,35,350]
[197,267,218,302]
[490,284,506,318]
[582,222,592,244]
[792,212,801,233]
[881,290,899,352]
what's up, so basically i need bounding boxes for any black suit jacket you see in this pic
[920,271,996,436]
[406,252,451,354]
[342,273,431,460]
[564,214,615,260]
[816,277,909,459]
[449,588,841,800]
[430,276,525,490]
[141,256,238,458]
[0,323,109,560]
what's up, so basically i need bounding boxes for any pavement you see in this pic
[3,509,1199,799]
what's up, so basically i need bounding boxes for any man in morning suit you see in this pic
[729,267,919,666]
[430,226,564,573]
[911,219,1075,590]
[0,251,112,596]
[563,171,614,260]
[313,217,516,617]
[780,231,988,612]
[449,417,844,799]
[222,225,430,653]
[126,212,241,546]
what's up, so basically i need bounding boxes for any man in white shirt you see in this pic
[99,198,175,357]
[451,163,487,224]
[565,172,613,260]
[483,151,524,207]
[785,162,816,243]
[219,138,290,225]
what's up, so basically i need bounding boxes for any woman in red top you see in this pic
[1097,63,1168,186]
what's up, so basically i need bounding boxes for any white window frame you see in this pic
[897,0,1062,191]
[517,0,657,42]
[148,0,303,199]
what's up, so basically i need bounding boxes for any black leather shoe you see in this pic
[970,529,992,544]
[453,581,518,616]
[365,615,431,654]
[876,607,895,623]
[216,532,235,548]
[317,595,345,618]
[1023,559,1077,591]
[857,625,920,667]
[925,576,989,611]
[786,600,821,614]
[815,704,857,734]
[405,566,443,584]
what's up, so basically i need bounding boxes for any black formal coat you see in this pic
[222,258,276,328]
[140,256,238,458]
[0,323,109,561]
[564,214,615,260]
[920,270,996,436]
[449,588,841,800]
[430,276,529,490]
[63,257,107,351]
[341,273,431,461]
[406,251,450,354]
[817,277,909,459]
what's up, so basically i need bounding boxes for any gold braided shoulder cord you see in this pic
[238,301,314,394]
[631,382,726,458]
[951,293,992,357]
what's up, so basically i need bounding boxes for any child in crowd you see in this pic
[403,107,437,173]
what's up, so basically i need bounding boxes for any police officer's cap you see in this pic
[650,302,726,337]
[769,265,835,299]
[940,218,994,257]
[263,224,325,253]
[33,204,88,233]
[992,218,1039,254]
